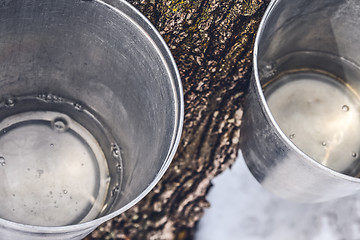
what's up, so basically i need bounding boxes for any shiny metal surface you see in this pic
[0,0,183,239]
[241,0,360,202]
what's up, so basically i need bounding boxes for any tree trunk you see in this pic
[85,0,270,239]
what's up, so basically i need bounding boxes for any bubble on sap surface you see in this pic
[46,93,53,101]
[63,190,68,194]
[289,134,295,139]
[111,143,121,158]
[52,95,58,101]
[352,152,357,158]
[0,156,6,166]
[112,148,120,158]
[53,120,66,132]
[37,93,63,103]
[74,103,83,111]
[116,164,122,173]
[51,117,69,133]
[38,93,44,98]
[111,185,120,197]
[322,141,327,146]
[5,97,15,107]
[37,93,47,100]
[342,105,350,112]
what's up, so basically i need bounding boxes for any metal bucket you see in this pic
[241,0,360,202]
[0,0,183,239]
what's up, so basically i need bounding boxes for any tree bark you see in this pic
[85,0,270,239]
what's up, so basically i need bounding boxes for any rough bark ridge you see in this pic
[86,0,270,239]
